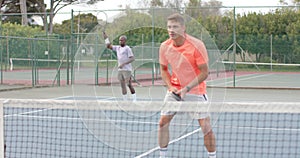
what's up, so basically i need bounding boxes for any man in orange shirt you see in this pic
[158,13,216,158]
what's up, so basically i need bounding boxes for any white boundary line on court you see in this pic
[134,128,202,158]
[50,95,116,101]
[207,73,272,86]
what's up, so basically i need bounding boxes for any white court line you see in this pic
[50,95,116,101]
[50,96,74,100]
[3,95,123,122]
[208,73,272,86]
[219,125,300,132]
[135,128,202,158]
[4,96,117,119]
[5,114,81,120]
[135,122,300,158]
[4,108,54,118]
[4,114,198,128]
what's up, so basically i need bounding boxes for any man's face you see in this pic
[119,37,126,47]
[167,20,185,40]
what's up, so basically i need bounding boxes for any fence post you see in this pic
[233,6,237,87]
[0,100,5,158]
[0,14,3,84]
[71,9,75,84]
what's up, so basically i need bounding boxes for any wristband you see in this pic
[186,86,191,92]
[105,38,110,45]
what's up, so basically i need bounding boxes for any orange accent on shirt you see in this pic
[159,34,208,94]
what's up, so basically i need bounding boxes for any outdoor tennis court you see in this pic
[1,85,300,158]
[1,67,300,91]
[1,3,299,158]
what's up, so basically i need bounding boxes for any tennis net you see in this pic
[0,99,299,158]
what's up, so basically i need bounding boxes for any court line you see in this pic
[208,73,272,86]
[4,108,53,118]
[51,95,116,100]
[135,122,300,158]
[4,96,117,118]
[219,125,300,132]
[4,113,199,128]
[135,128,202,158]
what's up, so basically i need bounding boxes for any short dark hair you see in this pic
[167,13,185,25]
[119,35,127,41]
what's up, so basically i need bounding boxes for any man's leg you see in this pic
[198,117,216,158]
[158,114,174,157]
[120,80,128,100]
[128,78,135,94]
[127,78,136,101]
[118,72,128,100]
[120,79,127,95]
[123,72,136,101]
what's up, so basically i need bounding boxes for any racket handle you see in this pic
[172,92,182,101]
[102,31,107,38]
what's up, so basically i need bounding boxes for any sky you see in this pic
[48,0,289,24]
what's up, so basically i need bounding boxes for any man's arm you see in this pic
[160,64,178,92]
[180,63,209,95]
[102,31,113,49]
[118,56,135,68]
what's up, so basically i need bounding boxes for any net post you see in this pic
[0,100,4,158]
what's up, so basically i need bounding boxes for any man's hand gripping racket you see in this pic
[171,92,183,101]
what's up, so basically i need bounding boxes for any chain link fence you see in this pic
[1,6,299,88]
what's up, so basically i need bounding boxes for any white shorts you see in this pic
[161,91,210,119]
[117,71,132,82]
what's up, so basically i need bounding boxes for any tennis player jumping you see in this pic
[158,13,216,158]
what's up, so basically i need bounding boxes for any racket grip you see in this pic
[172,92,182,101]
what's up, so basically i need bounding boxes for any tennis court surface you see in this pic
[0,86,300,158]
[2,60,300,90]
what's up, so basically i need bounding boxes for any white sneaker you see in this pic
[122,94,128,101]
[132,93,137,102]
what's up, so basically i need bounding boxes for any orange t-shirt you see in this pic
[159,34,208,94]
